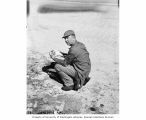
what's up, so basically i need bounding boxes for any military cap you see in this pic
[62,30,75,38]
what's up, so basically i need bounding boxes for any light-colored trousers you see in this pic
[54,64,76,86]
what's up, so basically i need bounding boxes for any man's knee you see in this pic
[54,64,63,72]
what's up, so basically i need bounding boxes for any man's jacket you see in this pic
[65,41,91,87]
[54,41,91,87]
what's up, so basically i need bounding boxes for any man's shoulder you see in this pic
[77,41,86,48]
[77,41,84,46]
[70,41,86,53]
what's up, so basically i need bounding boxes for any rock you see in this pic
[33,101,38,108]
[27,108,33,114]
[62,95,82,114]
[55,102,65,113]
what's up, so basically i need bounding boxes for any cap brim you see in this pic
[62,35,68,38]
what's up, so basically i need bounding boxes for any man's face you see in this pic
[64,35,72,46]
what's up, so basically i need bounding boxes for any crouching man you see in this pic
[42,30,91,91]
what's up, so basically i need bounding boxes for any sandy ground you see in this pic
[27,0,119,114]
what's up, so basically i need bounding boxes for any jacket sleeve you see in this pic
[64,48,77,65]
[53,58,66,66]
[54,48,78,66]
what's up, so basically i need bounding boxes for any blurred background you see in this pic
[27,0,119,73]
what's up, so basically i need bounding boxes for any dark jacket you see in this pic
[54,41,91,87]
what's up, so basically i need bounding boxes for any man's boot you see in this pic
[83,77,90,86]
[73,78,81,91]
[61,85,74,91]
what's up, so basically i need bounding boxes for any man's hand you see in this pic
[49,50,64,60]
[49,50,56,59]
[60,51,68,57]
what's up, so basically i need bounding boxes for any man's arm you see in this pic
[64,49,77,65]
[60,51,68,57]
[53,58,66,66]
[53,54,75,66]
[50,49,77,66]
[49,50,66,66]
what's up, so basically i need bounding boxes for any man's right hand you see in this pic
[60,51,68,57]
[49,50,56,59]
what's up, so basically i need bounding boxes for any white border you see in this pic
[0,0,146,120]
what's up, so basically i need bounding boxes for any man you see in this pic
[42,30,91,91]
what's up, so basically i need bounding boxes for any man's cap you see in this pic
[62,30,75,38]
